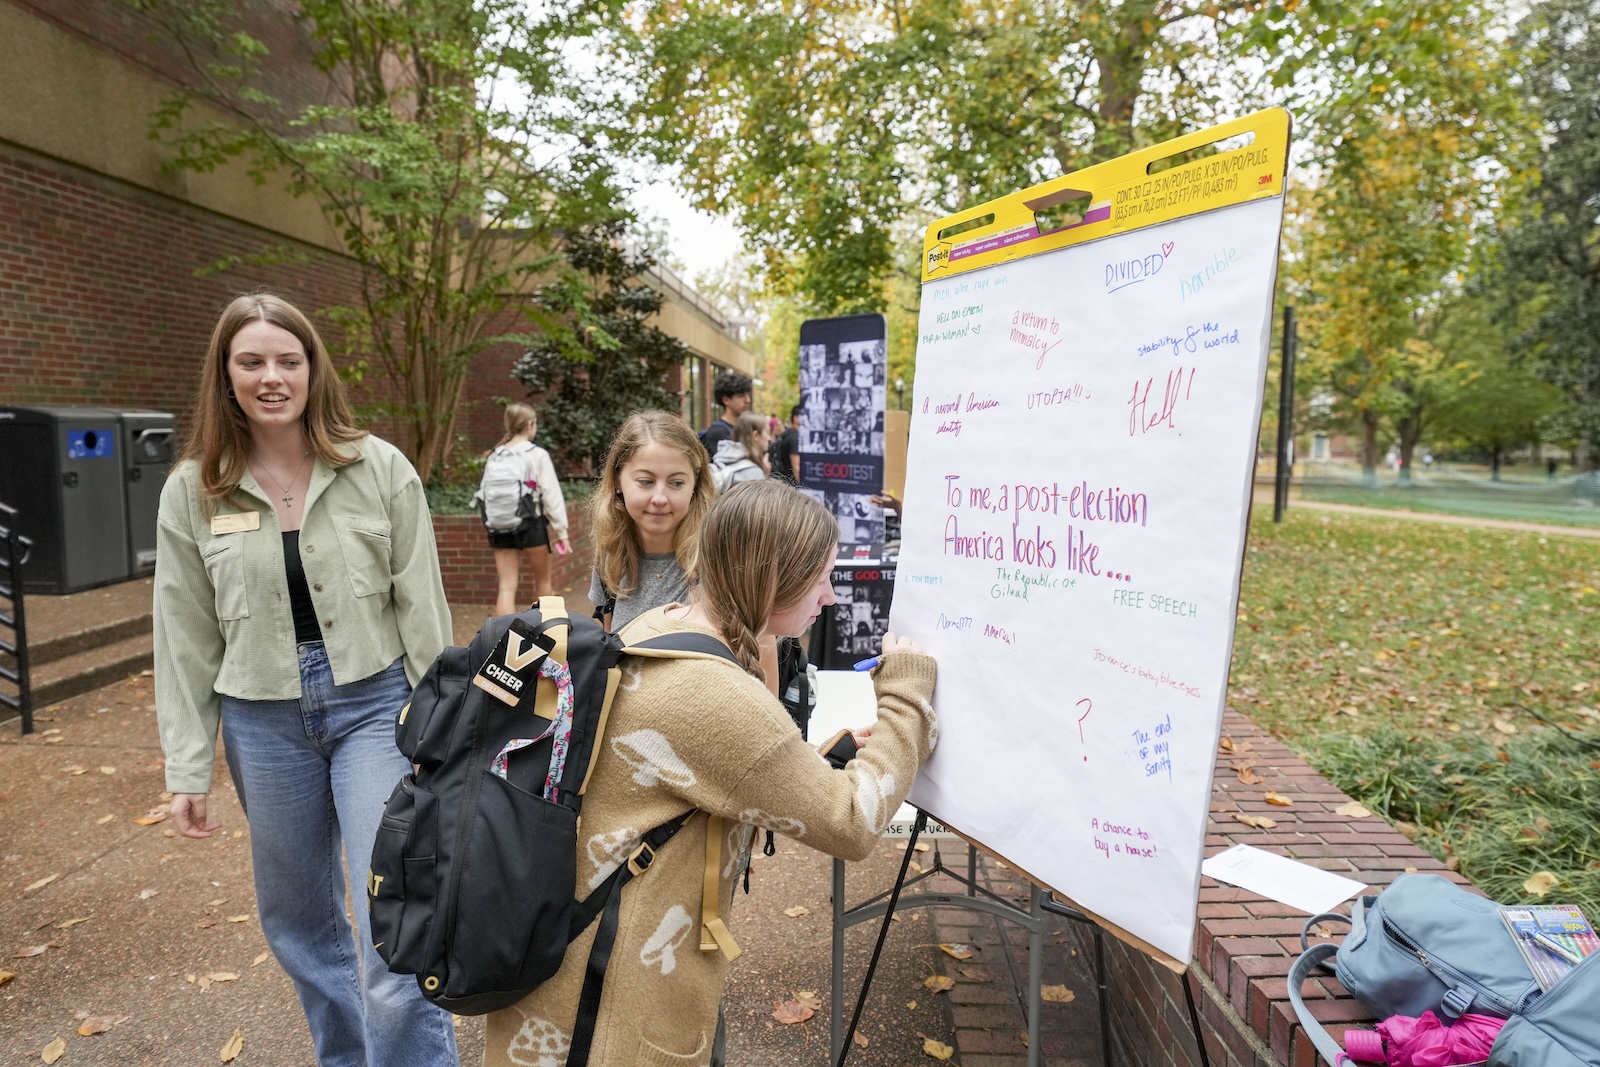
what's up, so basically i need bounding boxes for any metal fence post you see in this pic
[1272,306,1297,523]
[0,501,35,734]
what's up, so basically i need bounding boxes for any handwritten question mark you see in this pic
[1076,698,1093,761]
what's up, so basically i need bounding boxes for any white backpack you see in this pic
[476,443,539,531]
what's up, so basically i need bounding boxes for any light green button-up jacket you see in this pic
[154,434,450,793]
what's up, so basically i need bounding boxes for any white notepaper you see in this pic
[1200,844,1365,916]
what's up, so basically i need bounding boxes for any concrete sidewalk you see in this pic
[2,593,1102,1066]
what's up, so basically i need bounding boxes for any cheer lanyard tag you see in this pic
[471,618,555,710]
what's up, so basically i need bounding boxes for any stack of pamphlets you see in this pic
[1499,904,1600,991]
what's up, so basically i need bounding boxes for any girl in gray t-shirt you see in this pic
[589,412,716,633]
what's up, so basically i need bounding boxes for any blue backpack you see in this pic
[1289,874,1600,1065]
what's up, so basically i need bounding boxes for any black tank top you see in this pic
[281,531,323,645]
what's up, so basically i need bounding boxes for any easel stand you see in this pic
[829,810,1212,1067]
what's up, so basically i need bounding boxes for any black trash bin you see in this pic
[116,411,177,578]
[0,406,131,594]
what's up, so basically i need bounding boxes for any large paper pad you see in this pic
[892,191,1284,963]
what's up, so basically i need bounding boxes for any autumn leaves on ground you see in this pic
[1233,508,1600,914]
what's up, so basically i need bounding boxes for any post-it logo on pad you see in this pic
[473,619,554,707]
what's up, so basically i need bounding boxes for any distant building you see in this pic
[0,0,751,451]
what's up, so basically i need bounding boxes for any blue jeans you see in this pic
[222,643,457,1067]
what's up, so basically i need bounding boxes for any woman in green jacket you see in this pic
[154,293,457,1066]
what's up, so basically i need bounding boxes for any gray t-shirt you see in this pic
[589,553,690,633]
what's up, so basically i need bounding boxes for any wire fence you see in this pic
[1276,462,1600,528]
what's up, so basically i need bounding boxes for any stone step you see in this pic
[2,612,152,670]
[27,630,153,709]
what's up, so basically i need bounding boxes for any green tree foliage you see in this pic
[1498,0,1600,468]
[615,0,1249,314]
[512,224,689,473]
[129,0,621,481]
[1261,0,1531,483]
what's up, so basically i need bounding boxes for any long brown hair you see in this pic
[591,411,715,599]
[182,292,363,505]
[696,480,838,680]
[497,402,537,446]
[731,411,769,467]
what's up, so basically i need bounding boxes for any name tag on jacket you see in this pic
[210,512,262,535]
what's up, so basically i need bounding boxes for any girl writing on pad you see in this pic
[484,479,939,1067]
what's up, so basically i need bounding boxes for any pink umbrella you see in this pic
[1344,1011,1505,1066]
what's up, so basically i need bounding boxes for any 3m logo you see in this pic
[1258,173,1273,185]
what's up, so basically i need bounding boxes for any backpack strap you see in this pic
[567,810,694,1067]
[623,632,740,665]
[1287,942,1354,1067]
[533,597,570,722]
[700,815,742,962]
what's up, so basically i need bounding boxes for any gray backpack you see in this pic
[1289,874,1600,1065]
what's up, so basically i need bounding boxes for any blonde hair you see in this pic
[181,292,363,507]
[498,402,537,446]
[591,411,715,599]
[697,480,838,680]
[731,411,769,467]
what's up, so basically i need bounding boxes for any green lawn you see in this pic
[1232,508,1600,913]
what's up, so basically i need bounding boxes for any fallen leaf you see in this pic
[99,766,117,775]
[1524,871,1559,897]
[1236,767,1265,785]
[1021,1032,1029,1047]
[0,970,13,986]
[782,905,810,918]
[795,990,823,1011]
[198,977,213,992]
[226,915,250,924]
[206,972,239,983]
[137,889,158,900]
[923,1037,955,1060]
[42,1037,66,1064]
[924,975,955,993]
[913,843,930,853]
[906,1000,917,1010]
[938,943,974,960]
[1335,801,1373,819]
[206,899,228,907]
[25,874,60,893]
[1218,736,1234,753]
[15,945,49,958]
[78,1016,114,1036]
[908,860,924,874]
[1263,791,1293,807]
[95,815,115,825]
[55,917,90,930]
[771,999,814,1024]
[134,814,168,826]
[853,1032,869,1049]
[196,919,218,929]
[220,1028,244,1062]
[186,975,196,983]
[62,765,87,776]
[44,736,64,744]
[252,952,269,966]
[958,967,991,982]
[163,829,178,838]
[1041,984,1076,1003]
[1232,813,1277,830]
[40,727,62,735]
[1493,720,1518,735]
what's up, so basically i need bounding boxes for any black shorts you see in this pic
[486,515,549,551]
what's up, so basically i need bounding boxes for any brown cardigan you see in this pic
[482,606,938,1066]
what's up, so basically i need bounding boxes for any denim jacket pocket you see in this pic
[334,516,392,598]
[200,537,249,621]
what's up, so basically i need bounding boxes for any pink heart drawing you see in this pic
[1161,242,1175,258]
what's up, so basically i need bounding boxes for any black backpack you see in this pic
[367,596,737,1039]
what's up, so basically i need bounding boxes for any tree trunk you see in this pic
[1490,448,1502,481]
[1396,413,1422,487]
[1361,409,1380,488]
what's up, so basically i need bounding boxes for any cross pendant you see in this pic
[282,491,294,507]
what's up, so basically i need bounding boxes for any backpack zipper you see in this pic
[1381,917,1526,1016]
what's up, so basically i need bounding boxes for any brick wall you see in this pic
[432,504,595,609]
[1088,709,1466,1067]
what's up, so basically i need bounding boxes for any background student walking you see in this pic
[480,403,569,616]
[698,370,753,454]
[153,292,457,1067]
[710,411,771,489]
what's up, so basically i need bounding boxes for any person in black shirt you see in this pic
[769,404,802,485]
[699,370,753,455]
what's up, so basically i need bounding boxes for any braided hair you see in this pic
[696,481,838,681]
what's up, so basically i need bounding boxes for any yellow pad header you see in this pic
[922,108,1291,282]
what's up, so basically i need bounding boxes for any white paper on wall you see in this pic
[890,194,1285,964]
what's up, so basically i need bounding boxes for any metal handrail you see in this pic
[0,501,34,734]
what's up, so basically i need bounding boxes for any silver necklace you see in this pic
[257,453,311,508]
